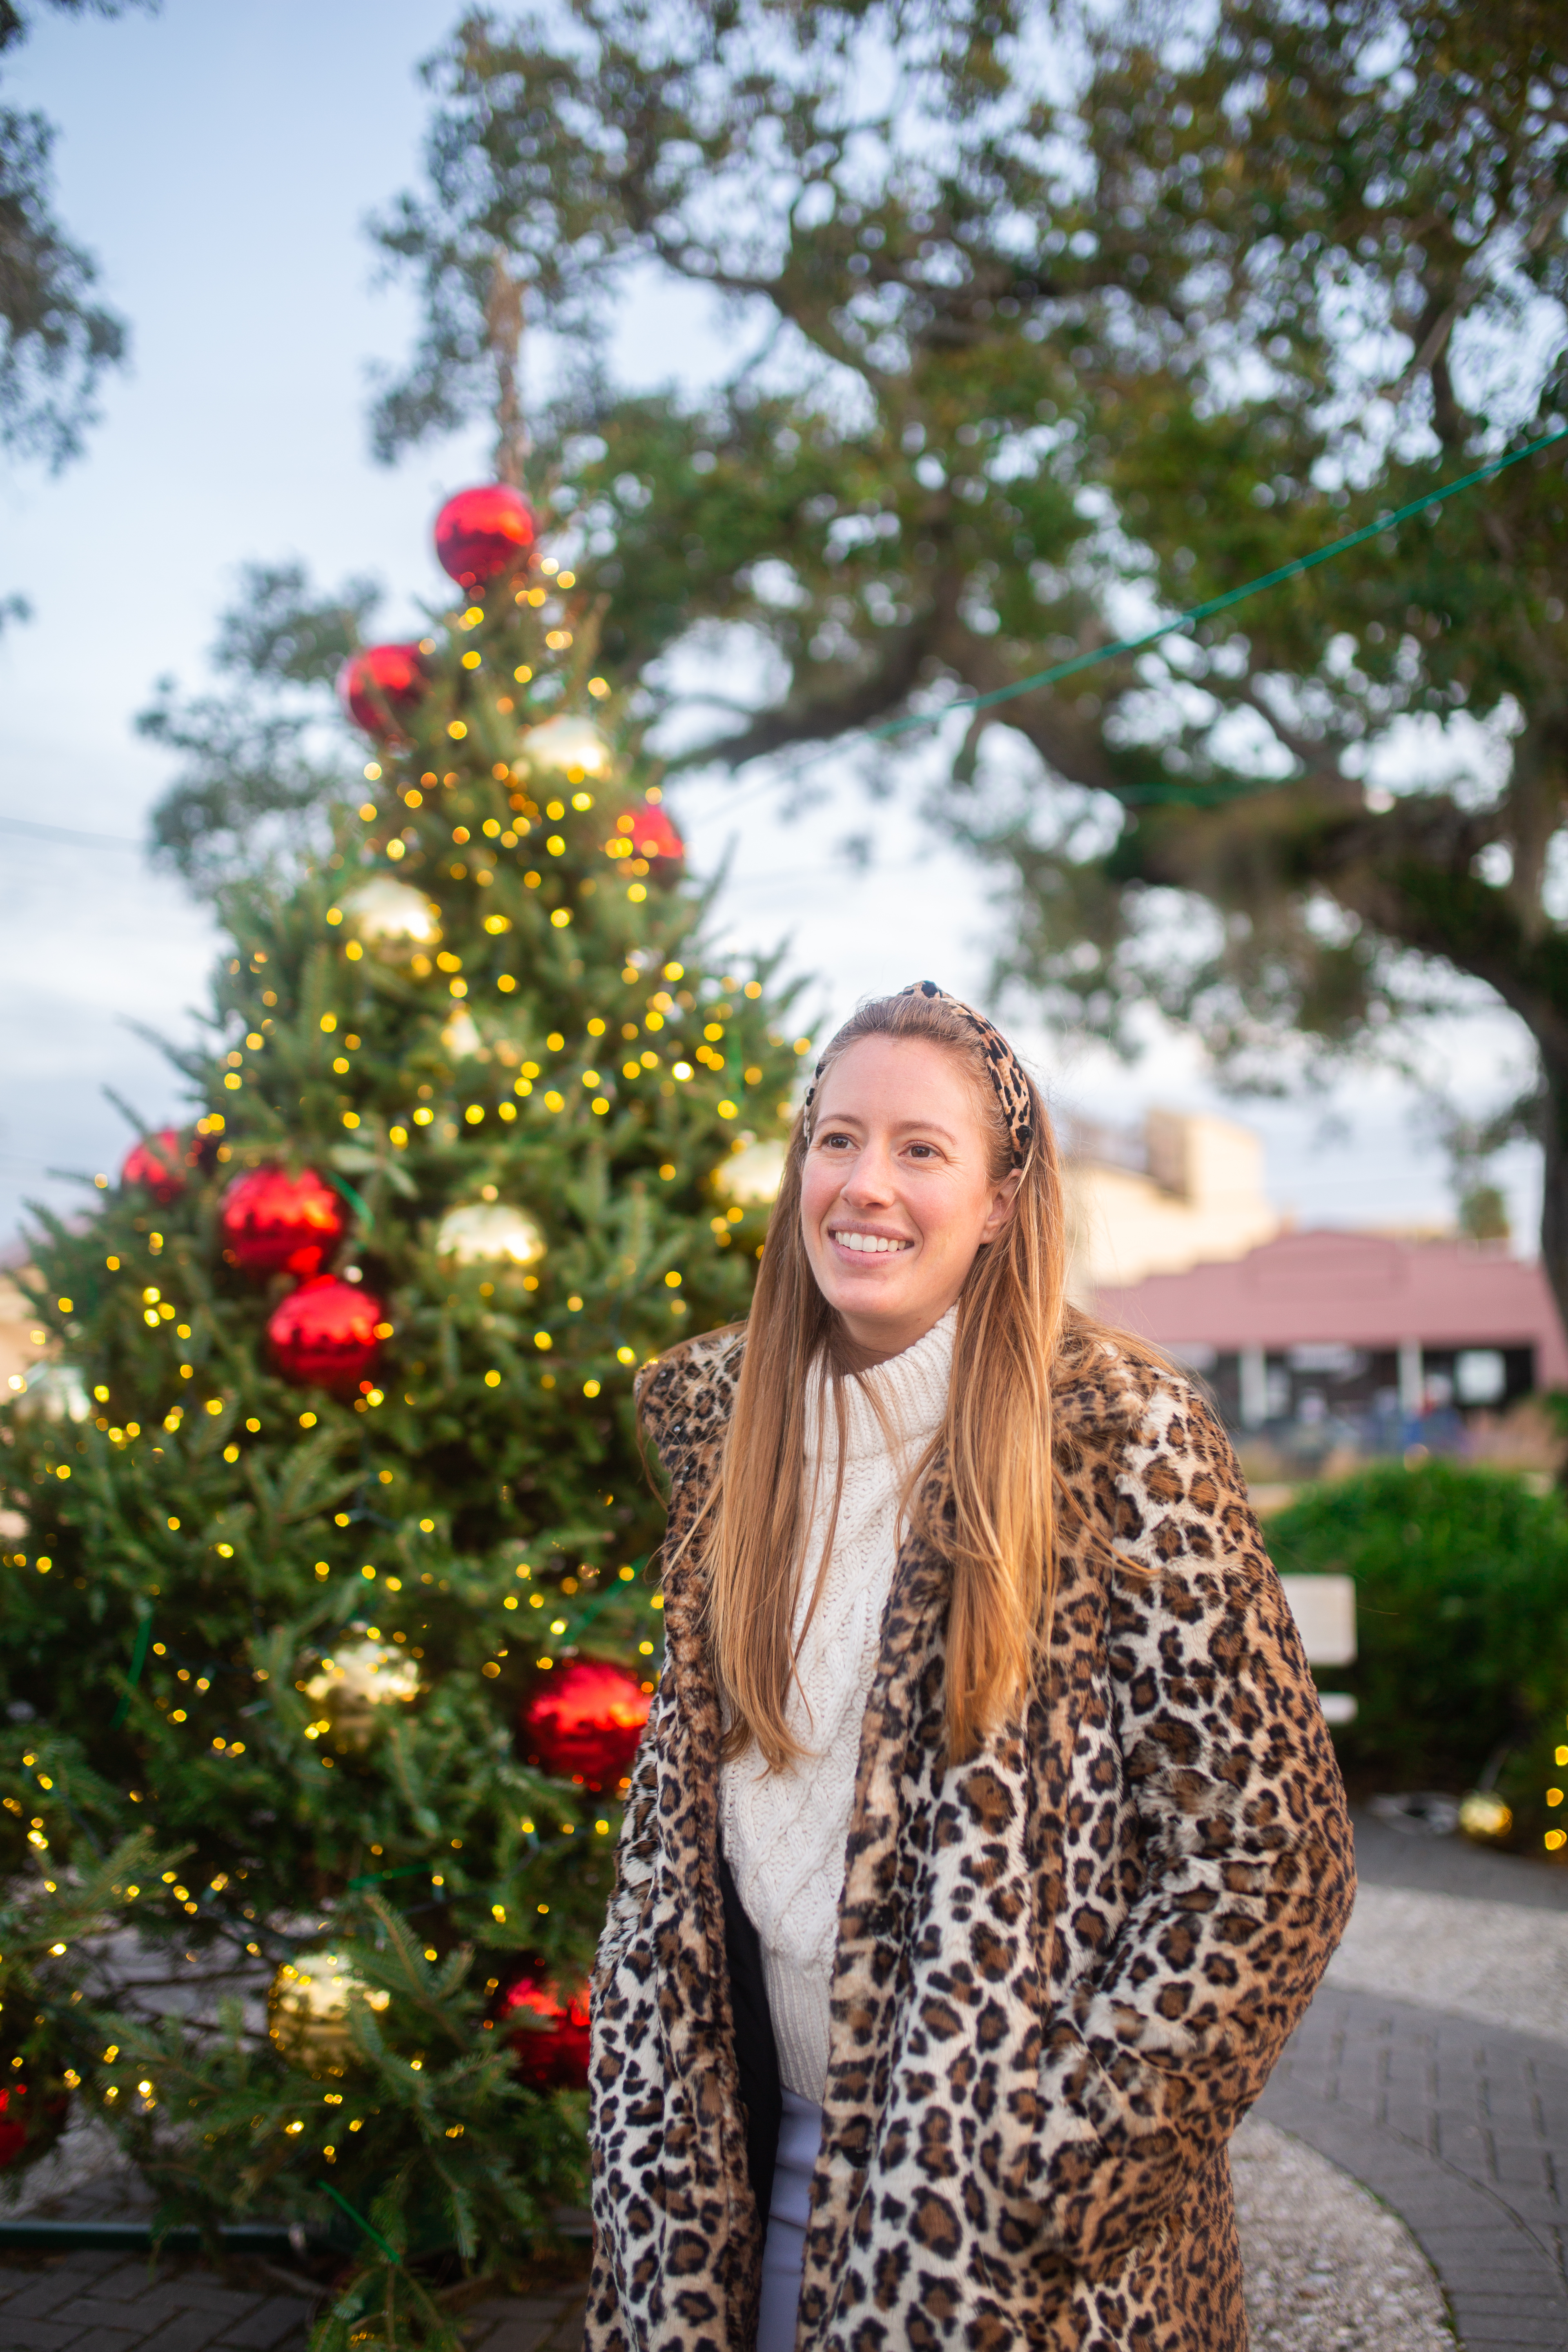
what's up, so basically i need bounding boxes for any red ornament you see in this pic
[0,2079,69,2171]
[122,1127,189,1206]
[494,1961,592,2092]
[519,1656,653,1789]
[630,804,685,869]
[220,1166,345,1279]
[434,484,539,590]
[338,643,428,739]
[267,1275,385,1394]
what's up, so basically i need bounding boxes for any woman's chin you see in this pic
[820,1264,913,1317]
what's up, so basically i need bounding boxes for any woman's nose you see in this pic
[842,1146,897,1205]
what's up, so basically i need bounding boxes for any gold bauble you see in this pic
[302,1639,421,1751]
[10,1364,91,1424]
[440,1007,482,1059]
[518,713,614,781]
[714,1138,786,1207]
[268,1950,390,2071]
[434,1202,546,1268]
[340,878,441,953]
[1457,1790,1513,1844]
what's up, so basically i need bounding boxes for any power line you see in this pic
[863,420,1568,747]
[727,417,1568,801]
[0,813,140,849]
[11,418,1566,851]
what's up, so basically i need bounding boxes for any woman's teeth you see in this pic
[832,1231,910,1254]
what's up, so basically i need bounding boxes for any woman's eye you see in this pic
[906,1143,937,1159]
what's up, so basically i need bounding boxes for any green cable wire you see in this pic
[843,418,1568,755]
[564,1552,653,1646]
[316,2177,402,2264]
[345,1862,435,1891]
[109,1613,154,1732]
[327,1171,374,1232]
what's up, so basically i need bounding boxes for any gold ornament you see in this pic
[1457,1790,1513,1843]
[10,1364,91,1424]
[301,1639,420,1751]
[341,878,441,954]
[518,714,614,781]
[268,1950,390,2071]
[434,1201,547,1269]
[440,1007,482,1059]
[714,1139,786,1207]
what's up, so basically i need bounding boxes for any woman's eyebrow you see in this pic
[818,1110,960,1144]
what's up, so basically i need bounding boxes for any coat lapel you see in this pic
[641,1440,764,2350]
[797,1492,953,2338]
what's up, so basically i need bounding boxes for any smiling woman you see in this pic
[590,984,1355,2352]
[800,1029,1019,1363]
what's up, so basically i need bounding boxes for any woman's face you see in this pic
[800,1033,1018,1362]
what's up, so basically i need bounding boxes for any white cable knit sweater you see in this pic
[719,1307,955,2103]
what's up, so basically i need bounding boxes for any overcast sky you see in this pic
[0,0,1543,1253]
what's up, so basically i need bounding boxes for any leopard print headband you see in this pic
[801,980,1035,1168]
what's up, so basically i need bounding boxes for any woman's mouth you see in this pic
[828,1228,912,1255]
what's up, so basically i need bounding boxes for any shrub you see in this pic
[1264,1461,1568,1846]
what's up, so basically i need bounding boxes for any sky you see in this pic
[0,0,1543,1254]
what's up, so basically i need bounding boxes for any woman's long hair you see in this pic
[695,988,1067,1769]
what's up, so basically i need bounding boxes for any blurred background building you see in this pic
[1064,1110,1568,1471]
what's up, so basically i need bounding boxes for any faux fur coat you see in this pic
[586,1316,1355,2352]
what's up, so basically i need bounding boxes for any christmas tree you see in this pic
[0,477,805,2345]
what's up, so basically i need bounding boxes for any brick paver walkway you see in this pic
[9,1994,1567,2350]
[5,1811,1564,2350]
[1261,1983,1568,2348]
[0,2250,588,2351]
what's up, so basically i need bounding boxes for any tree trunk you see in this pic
[1536,1047,1568,1396]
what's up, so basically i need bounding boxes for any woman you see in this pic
[587,983,1353,2352]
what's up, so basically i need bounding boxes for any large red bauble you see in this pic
[220,1166,345,1279]
[267,1275,385,1394]
[518,1657,652,1789]
[122,1127,189,1206]
[0,2080,68,2170]
[494,1962,592,2093]
[630,805,685,867]
[434,484,539,589]
[338,643,428,739]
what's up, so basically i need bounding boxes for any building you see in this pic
[1094,1227,1568,1434]
[1060,1107,1282,1296]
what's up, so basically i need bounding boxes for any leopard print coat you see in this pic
[586,1316,1354,2352]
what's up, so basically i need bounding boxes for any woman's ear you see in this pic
[979,1166,1023,1245]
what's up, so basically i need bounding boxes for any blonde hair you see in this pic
[695,988,1067,1768]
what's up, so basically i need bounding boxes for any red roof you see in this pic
[1095,1229,1568,1385]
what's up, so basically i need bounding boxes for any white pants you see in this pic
[756,2088,824,2352]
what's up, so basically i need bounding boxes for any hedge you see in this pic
[1263,1459,1568,1851]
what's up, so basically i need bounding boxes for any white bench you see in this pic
[1279,1575,1357,1724]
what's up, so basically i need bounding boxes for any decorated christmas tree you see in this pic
[0,478,805,2344]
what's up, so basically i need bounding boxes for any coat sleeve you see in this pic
[1027,1364,1355,2269]
[584,1639,670,2352]
[590,1673,665,1993]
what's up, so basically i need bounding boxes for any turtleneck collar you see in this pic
[802,1305,956,1464]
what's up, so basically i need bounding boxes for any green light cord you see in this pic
[316,2176,402,2264]
[566,1552,652,1644]
[110,1613,154,1732]
[327,1171,373,1232]
[345,1862,434,1891]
